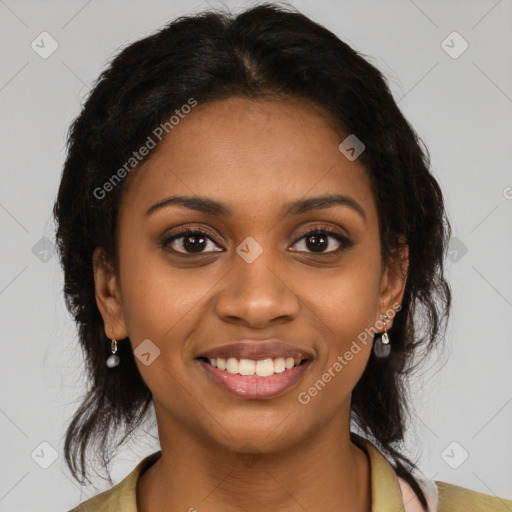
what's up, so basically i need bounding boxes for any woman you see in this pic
[54,4,511,511]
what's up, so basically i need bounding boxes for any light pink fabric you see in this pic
[397,474,439,512]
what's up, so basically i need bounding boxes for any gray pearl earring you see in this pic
[373,314,391,358]
[106,337,120,368]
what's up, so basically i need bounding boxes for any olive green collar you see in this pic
[74,435,414,511]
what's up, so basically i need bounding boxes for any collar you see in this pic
[75,434,432,511]
[351,433,407,511]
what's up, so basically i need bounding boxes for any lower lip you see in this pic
[197,359,311,399]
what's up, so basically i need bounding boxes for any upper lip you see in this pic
[197,339,314,360]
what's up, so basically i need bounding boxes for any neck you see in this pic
[137,406,371,512]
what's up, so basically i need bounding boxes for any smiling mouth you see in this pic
[196,356,310,377]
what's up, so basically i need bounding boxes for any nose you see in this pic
[214,247,301,329]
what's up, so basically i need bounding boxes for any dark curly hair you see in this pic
[53,3,451,508]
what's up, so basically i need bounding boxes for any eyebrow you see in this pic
[145,194,366,223]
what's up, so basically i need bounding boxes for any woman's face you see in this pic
[94,96,407,453]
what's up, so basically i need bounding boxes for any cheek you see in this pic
[298,278,376,413]
[117,242,203,351]
[117,248,197,403]
[297,250,381,392]
[304,258,381,344]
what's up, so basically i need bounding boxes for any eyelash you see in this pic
[161,226,354,256]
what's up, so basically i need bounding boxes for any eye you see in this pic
[161,226,354,256]
[162,229,224,255]
[289,227,354,254]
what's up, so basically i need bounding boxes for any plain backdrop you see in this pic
[0,0,511,510]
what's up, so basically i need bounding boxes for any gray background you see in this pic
[0,0,511,510]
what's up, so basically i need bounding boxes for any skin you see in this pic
[93,96,408,512]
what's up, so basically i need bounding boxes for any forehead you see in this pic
[120,97,376,222]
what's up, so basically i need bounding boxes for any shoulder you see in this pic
[436,481,512,511]
[67,451,162,512]
[67,475,135,512]
[67,485,120,512]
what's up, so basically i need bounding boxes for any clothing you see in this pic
[68,435,512,511]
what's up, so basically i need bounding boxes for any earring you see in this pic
[373,313,391,358]
[106,335,120,368]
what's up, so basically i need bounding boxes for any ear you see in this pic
[376,237,409,330]
[92,247,128,340]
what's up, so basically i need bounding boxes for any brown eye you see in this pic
[162,230,223,255]
[290,228,354,254]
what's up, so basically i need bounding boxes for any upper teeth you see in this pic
[207,357,303,377]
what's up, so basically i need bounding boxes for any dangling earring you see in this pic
[106,327,120,368]
[373,313,391,358]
